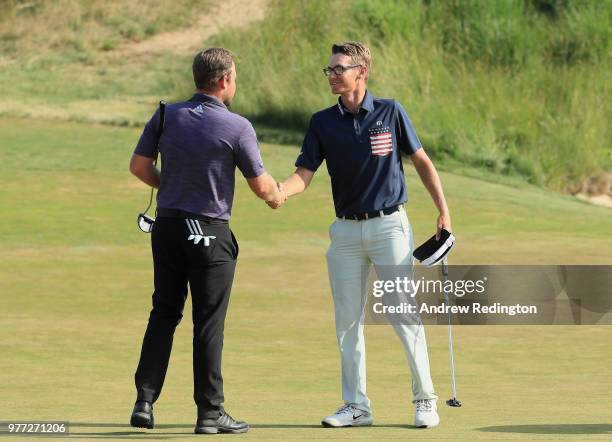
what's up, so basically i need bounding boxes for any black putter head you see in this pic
[413,228,455,267]
[446,398,462,407]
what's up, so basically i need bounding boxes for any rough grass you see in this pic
[0,118,611,440]
[0,0,205,59]
[208,0,611,191]
[1,0,609,193]
[0,0,207,128]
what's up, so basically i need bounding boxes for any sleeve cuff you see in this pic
[295,159,319,172]
[405,145,422,155]
[133,149,157,159]
[242,167,265,179]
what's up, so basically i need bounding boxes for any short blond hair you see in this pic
[332,42,372,78]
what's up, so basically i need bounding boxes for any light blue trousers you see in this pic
[326,207,438,413]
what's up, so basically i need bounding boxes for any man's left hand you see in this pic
[436,212,452,240]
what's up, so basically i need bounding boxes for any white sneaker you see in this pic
[414,399,440,428]
[321,403,373,427]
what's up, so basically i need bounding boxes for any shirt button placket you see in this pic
[353,115,362,141]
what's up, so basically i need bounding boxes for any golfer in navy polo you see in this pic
[278,42,452,428]
[128,48,285,435]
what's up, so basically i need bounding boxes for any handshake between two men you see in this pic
[248,167,315,210]
[266,182,288,209]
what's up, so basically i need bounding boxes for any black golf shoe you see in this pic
[194,411,249,434]
[130,400,154,429]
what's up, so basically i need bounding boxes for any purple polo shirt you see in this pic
[134,93,265,220]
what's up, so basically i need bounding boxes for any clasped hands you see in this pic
[266,181,288,209]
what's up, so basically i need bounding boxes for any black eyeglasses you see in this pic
[323,64,362,77]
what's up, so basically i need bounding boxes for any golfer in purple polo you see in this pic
[128,47,285,435]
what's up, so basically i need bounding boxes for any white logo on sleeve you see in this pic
[185,219,216,246]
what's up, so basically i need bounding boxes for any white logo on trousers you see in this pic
[185,219,216,246]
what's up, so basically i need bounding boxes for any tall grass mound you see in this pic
[211,0,611,192]
[0,0,207,126]
[0,0,202,60]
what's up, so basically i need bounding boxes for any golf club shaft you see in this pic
[442,257,458,400]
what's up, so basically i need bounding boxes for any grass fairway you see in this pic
[1,117,611,440]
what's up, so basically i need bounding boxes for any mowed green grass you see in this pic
[0,117,611,440]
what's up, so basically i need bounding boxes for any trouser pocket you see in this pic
[230,229,239,260]
[183,222,235,264]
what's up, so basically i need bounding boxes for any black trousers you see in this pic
[134,213,238,418]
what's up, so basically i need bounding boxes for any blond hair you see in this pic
[331,42,372,79]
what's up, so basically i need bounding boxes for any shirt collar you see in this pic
[337,90,375,116]
[190,92,227,108]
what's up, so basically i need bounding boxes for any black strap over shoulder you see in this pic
[142,100,166,217]
[153,100,166,166]
[156,100,166,141]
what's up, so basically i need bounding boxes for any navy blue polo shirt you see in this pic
[295,90,422,218]
[134,93,265,220]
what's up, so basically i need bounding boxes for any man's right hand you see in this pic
[266,182,288,209]
[246,172,283,203]
[254,167,314,209]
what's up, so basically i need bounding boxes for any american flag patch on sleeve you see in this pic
[369,126,393,156]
